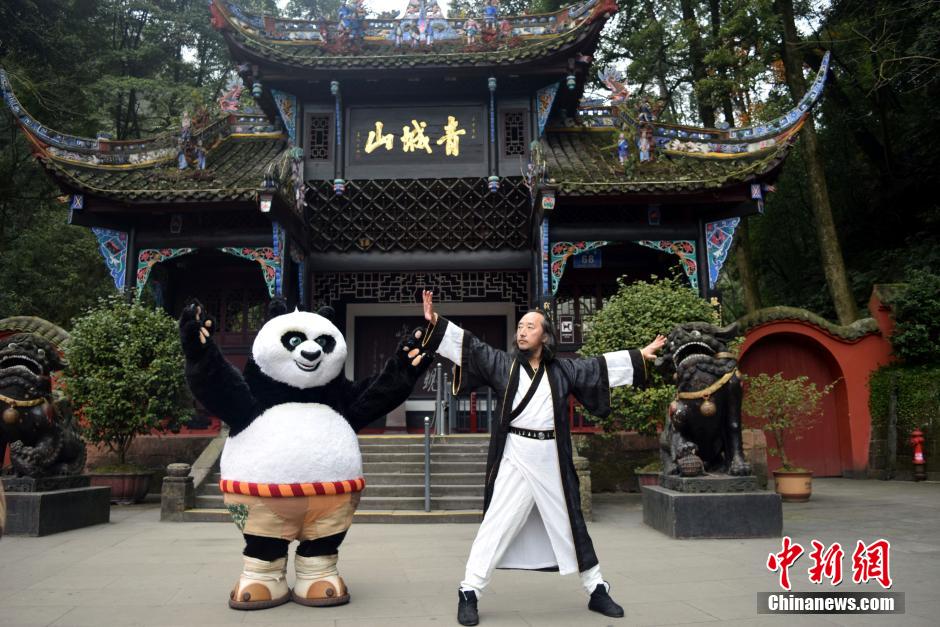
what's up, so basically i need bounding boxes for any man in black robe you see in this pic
[419,291,665,625]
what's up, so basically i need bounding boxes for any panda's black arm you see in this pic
[183,343,260,434]
[180,301,258,433]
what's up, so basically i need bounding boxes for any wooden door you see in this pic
[739,334,845,476]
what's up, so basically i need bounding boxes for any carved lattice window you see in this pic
[305,177,530,253]
[307,114,331,161]
[503,111,527,157]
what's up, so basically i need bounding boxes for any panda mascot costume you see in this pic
[179,299,432,610]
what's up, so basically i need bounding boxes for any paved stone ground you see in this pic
[1,478,937,626]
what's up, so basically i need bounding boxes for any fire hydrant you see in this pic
[910,428,927,481]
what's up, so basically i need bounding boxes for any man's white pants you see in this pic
[460,435,605,596]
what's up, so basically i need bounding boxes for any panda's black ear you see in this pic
[266,297,289,320]
[316,305,335,321]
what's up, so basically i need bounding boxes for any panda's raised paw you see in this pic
[179,299,217,356]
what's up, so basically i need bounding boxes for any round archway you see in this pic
[739,332,848,477]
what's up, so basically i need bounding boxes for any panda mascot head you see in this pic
[252,306,347,390]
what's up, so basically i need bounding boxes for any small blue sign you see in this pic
[573,249,602,269]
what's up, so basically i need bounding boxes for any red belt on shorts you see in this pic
[220,477,366,497]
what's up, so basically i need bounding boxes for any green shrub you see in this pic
[869,364,940,439]
[63,297,192,466]
[742,373,834,471]
[579,275,718,433]
[890,270,940,365]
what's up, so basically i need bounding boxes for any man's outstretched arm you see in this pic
[564,335,667,417]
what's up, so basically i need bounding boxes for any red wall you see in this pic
[738,294,894,476]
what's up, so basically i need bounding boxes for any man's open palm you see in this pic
[423,289,437,323]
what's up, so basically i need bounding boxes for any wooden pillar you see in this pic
[696,218,709,298]
[124,226,137,298]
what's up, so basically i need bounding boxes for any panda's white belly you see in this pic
[220,403,363,484]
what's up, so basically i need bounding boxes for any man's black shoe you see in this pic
[588,583,624,618]
[457,589,479,626]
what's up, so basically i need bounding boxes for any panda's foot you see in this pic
[291,554,350,607]
[228,556,290,611]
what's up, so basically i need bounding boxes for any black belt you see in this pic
[508,426,555,440]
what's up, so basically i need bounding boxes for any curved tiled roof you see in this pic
[33,135,287,203]
[2,68,287,204]
[541,126,797,196]
[737,306,880,342]
[210,0,616,71]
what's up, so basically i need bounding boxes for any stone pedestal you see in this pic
[574,455,592,522]
[2,476,110,537]
[160,463,195,521]
[642,474,781,539]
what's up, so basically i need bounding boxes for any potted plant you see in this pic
[63,297,192,503]
[742,373,834,502]
[634,459,662,488]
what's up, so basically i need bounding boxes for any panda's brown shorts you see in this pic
[223,492,360,541]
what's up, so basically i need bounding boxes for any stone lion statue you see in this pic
[0,328,85,478]
[654,322,751,477]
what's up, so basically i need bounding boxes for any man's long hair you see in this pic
[511,309,557,363]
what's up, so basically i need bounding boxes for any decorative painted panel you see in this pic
[635,240,698,290]
[91,227,128,292]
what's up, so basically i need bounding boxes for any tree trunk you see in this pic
[735,216,762,313]
[680,0,715,127]
[776,0,859,324]
[708,0,736,125]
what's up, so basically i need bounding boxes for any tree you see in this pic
[63,297,192,466]
[580,275,719,433]
[775,0,858,324]
[742,372,832,471]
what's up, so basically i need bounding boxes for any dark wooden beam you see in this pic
[307,250,531,272]
[550,223,698,241]
[135,230,273,248]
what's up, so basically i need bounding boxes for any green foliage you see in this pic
[889,270,940,365]
[63,297,192,465]
[868,364,940,439]
[742,373,833,471]
[0,203,115,326]
[636,459,662,473]
[580,275,718,433]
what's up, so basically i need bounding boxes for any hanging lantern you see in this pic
[251,81,263,99]
[487,175,500,193]
[333,178,346,195]
[566,74,577,90]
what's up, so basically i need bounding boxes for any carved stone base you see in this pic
[660,474,759,493]
[2,486,111,536]
[642,485,781,539]
[2,475,90,493]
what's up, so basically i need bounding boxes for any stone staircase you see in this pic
[174,435,488,523]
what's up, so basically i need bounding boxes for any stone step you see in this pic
[364,484,484,497]
[358,435,489,445]
[359,444,489,455]
[200,482,222,496]
[366,472,485,486]
[360,452,485,463]
[353,510,483,524]
[358,496,482,510]
[364,461,487,474]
